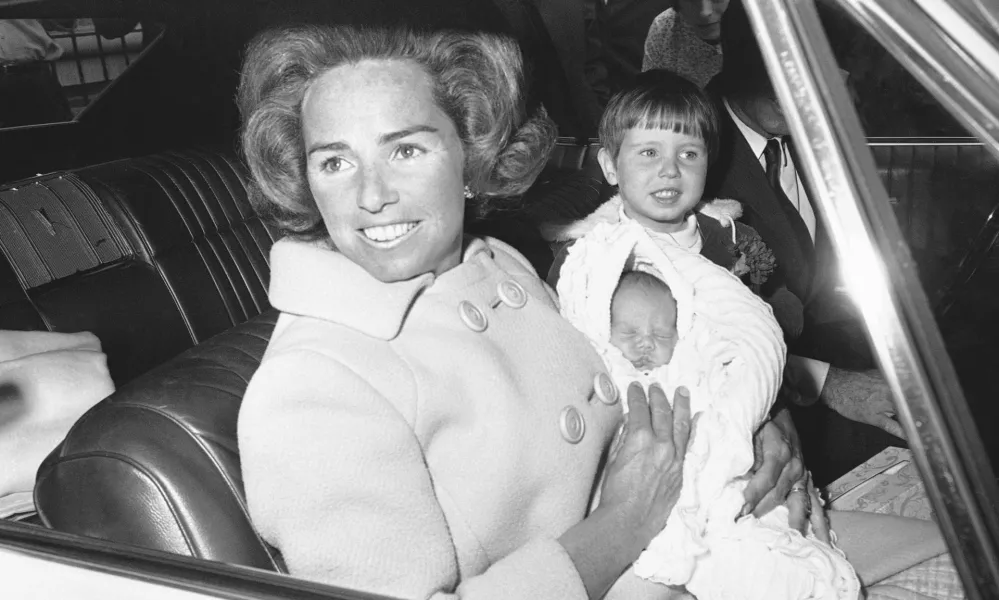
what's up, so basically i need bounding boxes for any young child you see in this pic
[559,218,860,600]
[543,69,804,340]
[551,71,862,600]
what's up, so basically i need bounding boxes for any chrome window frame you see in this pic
[742,1,999,598]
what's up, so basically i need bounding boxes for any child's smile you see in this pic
[598,127,709,234]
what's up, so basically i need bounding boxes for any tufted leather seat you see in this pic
[0,149,277,385]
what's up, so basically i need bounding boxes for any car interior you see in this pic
[2,0,998,597]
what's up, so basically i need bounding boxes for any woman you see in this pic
[237,25,697,599]
[234,25,940,600]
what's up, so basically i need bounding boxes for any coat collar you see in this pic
[268,236,494,340]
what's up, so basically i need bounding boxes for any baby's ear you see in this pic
[597,147,618,186]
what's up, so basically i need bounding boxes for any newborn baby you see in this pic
[609,271,679,373]
[558,220,860,600]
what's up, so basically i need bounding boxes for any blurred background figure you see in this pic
[0,19,73,128]
[643,0,728,87]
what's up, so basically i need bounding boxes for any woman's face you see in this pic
[677,0,730,42]
[301,59,466,283]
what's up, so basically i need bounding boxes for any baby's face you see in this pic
[609,284,679,371]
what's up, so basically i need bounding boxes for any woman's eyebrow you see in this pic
[379,125,439,145]
[307,141,349,156]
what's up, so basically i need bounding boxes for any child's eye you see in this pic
[640,149,658,158]
[321,156,354,173]
[681,150,700,160]
[393,144,426,160]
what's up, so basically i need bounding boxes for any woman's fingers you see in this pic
[626,382,652,433]
[671,387,692,453]
[808,481,832,544]
[741,426,787,516]
[647,383,673,439]
[785,479,811,535]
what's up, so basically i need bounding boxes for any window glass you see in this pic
[0,18,160,128]
[816,0,999,503]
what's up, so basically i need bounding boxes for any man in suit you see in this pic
[705,0,904,481]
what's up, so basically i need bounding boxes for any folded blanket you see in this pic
[0,330,114,514]
[557,220,860,600]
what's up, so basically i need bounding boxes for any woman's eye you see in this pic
[321,156,353,173]
[394,144,426,160]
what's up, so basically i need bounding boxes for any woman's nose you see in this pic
[357,165,397,213]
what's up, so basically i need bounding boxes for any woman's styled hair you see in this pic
[239,25,556,240]
[598,70,721,164]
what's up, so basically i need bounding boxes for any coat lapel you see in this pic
[710,109,815,301]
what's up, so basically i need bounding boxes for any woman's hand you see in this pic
[741,407,830,543]
[559,383,695,599]
[600,383,694,542]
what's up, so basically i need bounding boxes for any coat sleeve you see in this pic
[238,349,588,600]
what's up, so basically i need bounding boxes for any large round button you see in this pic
[594,373,619,405]
[497,279,527,309]
[458,300,488,332]
[559,406,586,444]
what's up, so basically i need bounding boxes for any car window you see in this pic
[0,18,161,129]
[753,1,999,598]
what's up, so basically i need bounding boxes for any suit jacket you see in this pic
[706,107,864,365]
[706,108,817,304]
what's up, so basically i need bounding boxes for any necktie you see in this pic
[763,137,783,192]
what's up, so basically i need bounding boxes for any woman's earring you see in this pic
[463,185,475,199]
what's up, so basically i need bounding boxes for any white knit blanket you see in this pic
[557,219,860,600]
[0,330,114,517]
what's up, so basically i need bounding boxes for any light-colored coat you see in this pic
[238,236,622,599]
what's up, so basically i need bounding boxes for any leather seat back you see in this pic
[0,149,277,384]
[35,310,285,572]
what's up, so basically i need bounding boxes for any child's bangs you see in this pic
[630,98,706,141]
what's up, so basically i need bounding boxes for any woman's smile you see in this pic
[360,221,420,244]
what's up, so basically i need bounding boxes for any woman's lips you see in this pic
[360,221,419,244]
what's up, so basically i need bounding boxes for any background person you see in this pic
[642,0,729,87]
[707,0,905,446]
[0,19,72,128]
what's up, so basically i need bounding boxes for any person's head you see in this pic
[597,70,719,233]
[713,0,789,137]
[609,270,679,371]
[239,26,556,283]
[677,0,731,43]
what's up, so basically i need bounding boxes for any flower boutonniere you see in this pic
[731,223,777,287]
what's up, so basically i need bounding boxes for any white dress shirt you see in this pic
[0,20,63,65]
[724,100,830,404]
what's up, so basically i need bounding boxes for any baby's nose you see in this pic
[634,335,656,352]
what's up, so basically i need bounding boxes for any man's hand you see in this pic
[820,367,906,439]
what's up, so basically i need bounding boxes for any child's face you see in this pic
[609,283,679,371]
[598,128,709,234]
